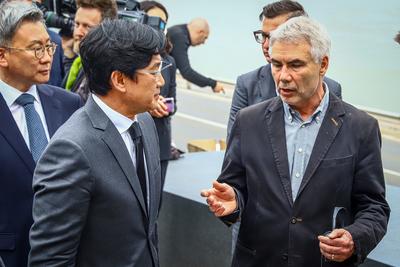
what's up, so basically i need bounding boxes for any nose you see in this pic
[262,36,269,51]
[279,65,292,84]
[157,72,165,88]
[74,25,85,39]
[40,47,52,64]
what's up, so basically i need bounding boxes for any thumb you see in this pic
[212,180,230,192]
[328,228,346,239]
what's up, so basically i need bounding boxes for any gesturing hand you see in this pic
[318,228,355,262]
[200,180,237,217]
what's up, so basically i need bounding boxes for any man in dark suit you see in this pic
[202,17,390,266]
[228,0,342,133]
[29,19,167,266]
[0,2,82,267]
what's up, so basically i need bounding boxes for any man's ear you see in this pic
[320,56,329,76]
[0,48,9,67]
[110,70,126,93]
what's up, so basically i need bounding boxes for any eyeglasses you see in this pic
[3,42,57,59]
[253,30,270,44]
[136,61,173,77]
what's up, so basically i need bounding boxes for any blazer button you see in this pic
[282,254,288,261]
[291,217,297,224]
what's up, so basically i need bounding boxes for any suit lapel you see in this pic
[297,95,345,198]
[259,64,278,100]
[265,98,293,206]
[85,96,148,218]
[0,93,35,173]
[37,85,61,137]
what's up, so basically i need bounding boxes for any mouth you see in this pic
[38,69,50,75]
[279,87,295,97]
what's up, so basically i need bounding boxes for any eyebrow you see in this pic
[27,39,51,46]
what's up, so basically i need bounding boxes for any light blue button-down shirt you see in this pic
[283,84,330,201]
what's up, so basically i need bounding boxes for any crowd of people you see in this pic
[0,0,390,266]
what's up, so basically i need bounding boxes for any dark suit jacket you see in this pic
[0,84,82,267]
[219,93,389,267]
[47,30,65,87]
[227,64,342,133]
[29,96,162,267]
[153,55,177,162]
[167,24,217,88]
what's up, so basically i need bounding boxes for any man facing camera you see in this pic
[28,19,168,267]
[227,0,342,134]
[0,2,81,267]
[202,17,389,267]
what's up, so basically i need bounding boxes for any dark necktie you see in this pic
[129,122,147,207]
[15,93,48,162]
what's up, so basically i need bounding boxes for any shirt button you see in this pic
[288,116,292,120]
[301,125,305,128]
[298,148,303,153]
[295,172,300,178]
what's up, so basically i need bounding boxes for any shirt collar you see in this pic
[0,79,38,107]
[283,82,330,123]
[92,94,136,134]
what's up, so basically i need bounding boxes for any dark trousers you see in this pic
[160,160,169,190]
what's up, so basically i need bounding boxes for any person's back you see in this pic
[168,19,224,93]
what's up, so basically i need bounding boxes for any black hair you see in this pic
[79,19,165,95]
[259,0,306,21]
[139,1,169,21]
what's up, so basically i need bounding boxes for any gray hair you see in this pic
[269,16,331,63]
[0,1,44,46]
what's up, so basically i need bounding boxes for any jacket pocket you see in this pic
[319,155,354,169]
[0,233,15,250]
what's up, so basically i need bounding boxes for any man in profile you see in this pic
[168,18,225,93]
[29,19,167,266]
[202,17,389,266]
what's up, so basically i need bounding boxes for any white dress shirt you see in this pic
[92,94,150,208]
[0,79,50,150]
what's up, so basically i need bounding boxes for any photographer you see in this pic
[62,0,117,101]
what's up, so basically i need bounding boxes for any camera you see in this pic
[117,0,166,31]
[35,0,76,37]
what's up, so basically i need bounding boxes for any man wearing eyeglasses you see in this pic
[226,0,343,256]
[29,19,167,267]
[0,2,82,267]
[227,0,342,134]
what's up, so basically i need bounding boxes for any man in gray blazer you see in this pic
[29,20,168,267]
[228,0,342,134]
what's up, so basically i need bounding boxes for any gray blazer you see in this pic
[29,96,162,267]
[227,64,342,134]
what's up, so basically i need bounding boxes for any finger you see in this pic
[200,190,211,197]
[212,180,230,192]
[328,228,346,239]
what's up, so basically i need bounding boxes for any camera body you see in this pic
[117,0,166,31]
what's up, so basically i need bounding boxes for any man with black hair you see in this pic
[227,0,342,133]
[29,20,167,266]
